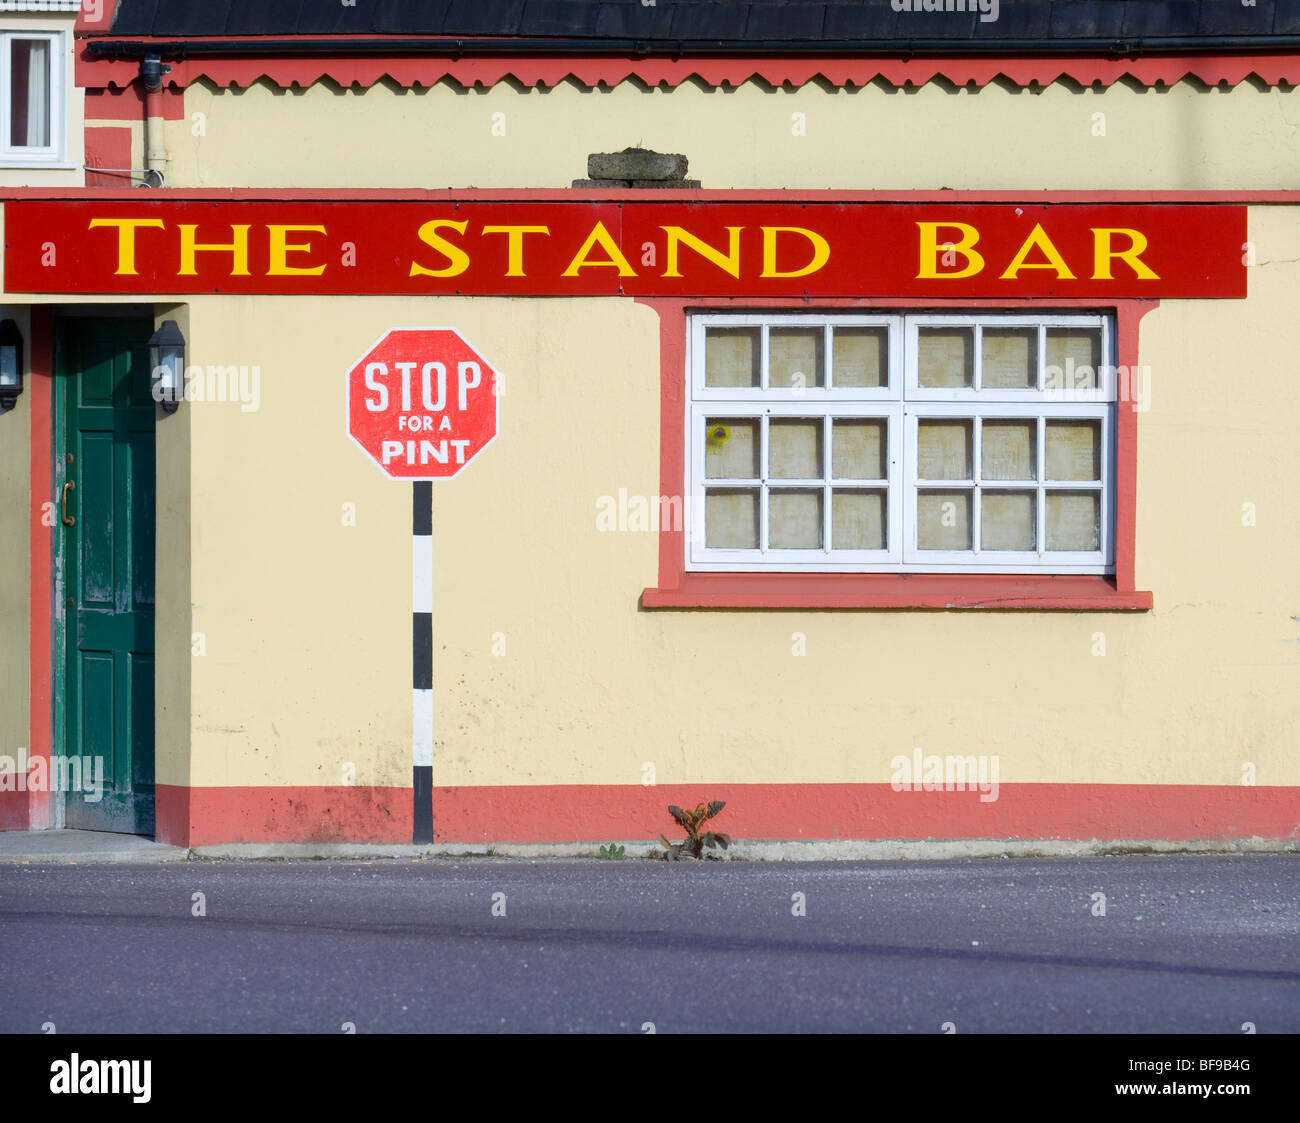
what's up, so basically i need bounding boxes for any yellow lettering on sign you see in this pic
[266,224,328,276]
[661,226,743,278]
[999,223,1076,280]
[915,222,984,279]
[409,219,471,278]
[178,224,252,276]
[1092,227,1159,280]
[88,217,166,276]
[481,225,550,277]
[562,221,637,277]
[760,227,830,279]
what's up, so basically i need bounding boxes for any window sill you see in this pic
[641,573,1152,610]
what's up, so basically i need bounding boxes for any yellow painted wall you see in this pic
[134,211,1292,791]
[0,223,1296,795]
[165,77,1300,190]
[0,304,31,770]
[152,302,191,788]
[1,72,1297,810]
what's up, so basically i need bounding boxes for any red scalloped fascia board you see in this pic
[74,48,1300,92]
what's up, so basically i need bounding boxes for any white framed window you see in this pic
[0,29,63,162]
[686,312,1115,574]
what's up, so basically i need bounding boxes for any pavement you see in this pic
[0,853,1296,1032]
[0,829,187,863]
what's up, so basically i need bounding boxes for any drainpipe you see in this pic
[139,54,170,188]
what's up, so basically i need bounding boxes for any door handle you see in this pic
[60,480,75,527]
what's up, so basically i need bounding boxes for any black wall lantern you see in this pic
[0,319,23,414]
[148,320,186,413]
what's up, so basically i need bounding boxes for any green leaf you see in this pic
[716,834,730,849]
[668,805,689,828]
[707,800,726,819]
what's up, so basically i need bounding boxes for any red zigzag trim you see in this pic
[75,52,1300,93]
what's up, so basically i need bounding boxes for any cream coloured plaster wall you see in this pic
[167,225,1296,790]
[166,77,1300,191]
[0,205,1294,798]
[0,303,31,771]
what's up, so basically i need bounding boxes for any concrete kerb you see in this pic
[189,837,1300,863]
[2,832,1297,865]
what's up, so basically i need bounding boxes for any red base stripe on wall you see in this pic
[152,783,1300,847]
[0,792,31,831]
[155,784,413,848]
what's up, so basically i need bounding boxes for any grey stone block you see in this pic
[587,150,689,181]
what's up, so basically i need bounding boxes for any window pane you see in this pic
[10,39,52,149]
[832,489,886,550]
[1045,328,1101,390]
[831,418,886,480]
[705,489,759,548]
[981,419,1035,481]
[981,491,1035,551]
[917,490,971,550]
[832,327,887,388]
[981,327,1036,389]
[1046,490,1100,551]
[1045,420,1100,481]
[769,418,822,479]
[704,418,759,479]
[917,327,973,388]
[705,327,759,388]
[917,419,972,480]
[769,489,822,548]
[770,327,823,389]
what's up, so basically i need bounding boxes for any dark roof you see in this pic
[94,1,1300,51]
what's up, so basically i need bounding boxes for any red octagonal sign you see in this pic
[347,327,499,479]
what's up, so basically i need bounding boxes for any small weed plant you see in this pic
[658,800,731,860]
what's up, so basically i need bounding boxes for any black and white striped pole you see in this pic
[412,481,433,843]
[347,328,499,849]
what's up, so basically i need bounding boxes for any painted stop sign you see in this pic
[347,328,499,479]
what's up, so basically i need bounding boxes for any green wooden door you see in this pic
[56,317,156,835]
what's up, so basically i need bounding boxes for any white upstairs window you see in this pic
[687,312,1115,575]
[1,30,63,162]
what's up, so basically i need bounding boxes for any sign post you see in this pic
[347,328,500,844]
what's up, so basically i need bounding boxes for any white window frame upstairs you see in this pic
[686,311,1116,576]
[0,28,64,163]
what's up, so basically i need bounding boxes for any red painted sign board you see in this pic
[3,199,1247,298]
[347,328,499,480]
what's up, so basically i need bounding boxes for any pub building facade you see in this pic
[0,1,1296,848]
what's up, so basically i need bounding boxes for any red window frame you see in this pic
[639,296,1156,610]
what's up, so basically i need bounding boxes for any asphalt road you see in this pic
[1,855,1296,1033]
